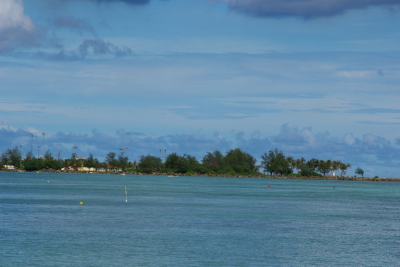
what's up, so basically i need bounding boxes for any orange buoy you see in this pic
[268,185,271,187]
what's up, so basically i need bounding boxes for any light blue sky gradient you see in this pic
[1,0,400,177]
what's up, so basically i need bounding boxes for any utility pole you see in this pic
[42,132,45,157]
[30,133,34,155]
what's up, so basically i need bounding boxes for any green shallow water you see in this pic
[1,172,400,266]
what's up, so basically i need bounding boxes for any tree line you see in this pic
[0,145,360,177]
[261,148,352,177]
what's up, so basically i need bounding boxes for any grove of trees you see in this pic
[260,148,352,177]
[1,145,353,177]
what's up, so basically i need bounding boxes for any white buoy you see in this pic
[125,186,128,203]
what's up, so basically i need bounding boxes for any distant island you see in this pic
[1,146,377,180]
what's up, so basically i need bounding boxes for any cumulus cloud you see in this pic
[223,0,400,19]
[0,0,41,52]
[234,130,272,156]
[0,0,33,32]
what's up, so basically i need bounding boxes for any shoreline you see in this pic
[2,169,399,182]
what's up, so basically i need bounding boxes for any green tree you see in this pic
[22,149,62,171]
[4,146,23,168]
[164,153,190,173]
[44,159,63,170]
[1,152,9,166]
[118,153,129,171]
[105,152,118,168]
[307,158,319,172]
[340,163,351,177]
[138,155,162,173]
[130,160,137,171]
[355,167,364,178]
[224,148,257,175]
[287,156,296,173]
[24,158,45,171]
[43,150,54,161]
[41,150,61,170]
[202,150,224,173]
[85,153,100,169]
[184,154,200,173]
[295,157,306,173]
[331,160,341,176]
[295,158,321,177]
[261,148,290,175]
[24,151,34,161]
[317,160,331,176]
[69,152,78,168]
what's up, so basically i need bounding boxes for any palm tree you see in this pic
[287,156,296,173]
[355,167,364,178]
[317,159,331,176]
[307,158,319,172]
[340,163,351,177]
[331,160,341,176]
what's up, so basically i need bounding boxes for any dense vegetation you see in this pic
[1,146,356,177]
[260,148,352,177]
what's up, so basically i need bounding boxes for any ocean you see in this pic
[1,172,400,266]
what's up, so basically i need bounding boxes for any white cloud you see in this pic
[0,0,33,32]
[0,0,36,52]
[0,120,17,131]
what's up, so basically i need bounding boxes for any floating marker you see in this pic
[268,185,271,187]
[79,202,84,205]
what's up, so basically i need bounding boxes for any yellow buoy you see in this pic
[79,202,84,205]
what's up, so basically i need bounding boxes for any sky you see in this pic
[1,0,400,177]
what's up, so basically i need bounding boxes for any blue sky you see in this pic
[1,0,400,177]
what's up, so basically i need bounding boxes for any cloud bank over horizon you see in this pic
[1,121,399,178]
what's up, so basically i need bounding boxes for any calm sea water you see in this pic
[1,172,400,266]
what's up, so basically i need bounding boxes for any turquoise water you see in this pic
[1,172,400,266]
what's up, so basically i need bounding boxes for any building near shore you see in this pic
[3,165,15,170]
